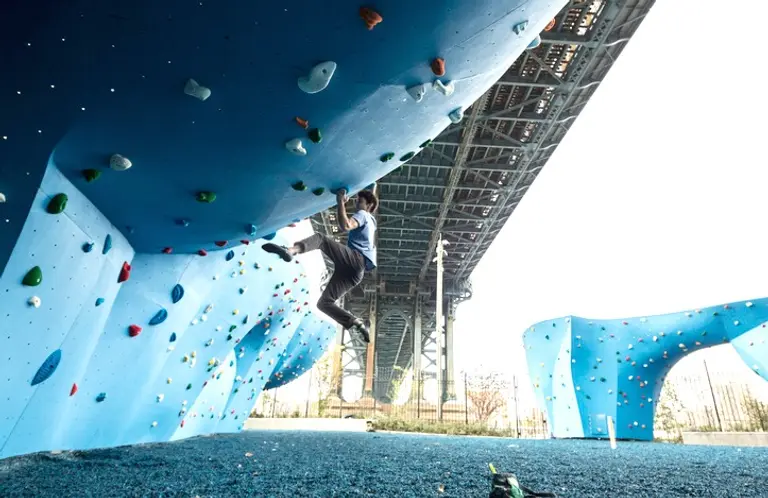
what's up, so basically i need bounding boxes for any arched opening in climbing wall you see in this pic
[654,344,768,442]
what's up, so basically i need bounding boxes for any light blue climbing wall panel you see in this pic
[524,300,768,441]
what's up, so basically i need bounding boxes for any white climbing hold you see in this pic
[746,301,754,308]
[0,193,6,203]
[206,338,214,347]
[652,335,658,342]
[27,296,41,308]
[297,61,337,94]
[628,376,633,381]
[204,304,214,313]
[406,83,430,102]
[167,377,172,384]
[201,314,208,322]
[734,320,740,326]
[527,35,542,50]
[230,271,237,278]
[151,421,158,427]
[182,400,188,406]
[216,325,223,332]
[433,80,455,97]
[286,138,307,156]
[109,154,132,171]
[167,345,176,352]
[640,317,647,323]
[157,394,165,403]
[191,318,199,326]
[213,274,219,280]
[183,78,212,101]
[448,107,464,124]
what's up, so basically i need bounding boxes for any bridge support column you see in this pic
[445,300,456,400]
[364,295,377,394]
[409,297,423,400]
[331,322,345,397]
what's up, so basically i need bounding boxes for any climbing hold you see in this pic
[177,219,190,227]
[96,392,107,403]
[0,193,5,203]
[157,394,165,403]
[205,304,214,313]
[196,191,217,203]
[420,139,432,148]
[95,298,105,307]
[433,79,455,96]
[545,18,556,32]
[82,169,101,182]
[31,349,62,386]
[103,234,113,254]
[117,262,131,283]
[298,61,337,94]
[197,249,208,256]
[22,266,43,286]
[527,35,542,50]
[292,181,308,191]
[70,383,78,396]
[150,308,168,326]
[239,286,248,294]
[206,338,214,347]
[46,193,68,214]
[215,241,227,247]
[448,107,464,123]
[183,78,212,101]
[311,187,325,196]
[171,284,184,304]
[380,152,395,162]
[512,20,528,35]
[247,224,257,236]
[746,301,754,307]
[109,154,132,171]
[264,232,276,241]
[400,152,415,162]
[226,250,235,261]
[162,247,173,254]
[431,58,446,76]
[240,240,250,245]
[295,117,309,129]
[359,7,382,29]
[406,83,430,102]
[128,324,142,337]
[286,139,307,156]
[308,128,322,144]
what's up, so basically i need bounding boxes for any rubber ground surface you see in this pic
[1,431,767,497]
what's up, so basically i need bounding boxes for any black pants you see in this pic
[296,233,365,329]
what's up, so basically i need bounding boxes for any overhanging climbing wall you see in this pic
[524,300,768,441]
[0,0,568,457]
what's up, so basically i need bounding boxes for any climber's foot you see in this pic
[261,243,293,262]
[350,320,370,343]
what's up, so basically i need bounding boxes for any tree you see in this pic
[313,350,340,415]
[466,371,509,423]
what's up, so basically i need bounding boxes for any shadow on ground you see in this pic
[1,431,767,497]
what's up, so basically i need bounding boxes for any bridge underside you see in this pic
[311,0,657,400]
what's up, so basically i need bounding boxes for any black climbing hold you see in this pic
[292,181,307,191]
[46,193,68,214]
[150,308,168,326]
[31,349,62,386]
[82,242,94,253]
[227,334,233,341]
[312,188,325,196]
[96,392,107,402]
[186,383,192,390]
[419,139,432,148]
[400,152,415,162]
[226,250,235,261]
[103,234,113,254]
[170,332,177,342]
[380,152,395,162]
[22,266,42,286]
[171,284,184,303]
[308,128,322,144]
[82,169,101,182]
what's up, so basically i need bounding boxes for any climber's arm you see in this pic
[336,190,359,232]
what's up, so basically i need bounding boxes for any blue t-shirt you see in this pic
[348,210,377,271]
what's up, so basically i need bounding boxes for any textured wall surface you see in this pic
[524,300,768,441]
[0,0,566,458]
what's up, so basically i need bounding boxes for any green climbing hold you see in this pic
[419,139,432,148]
[308,128,322,144]
[46,193,68,214]
[400,152,415,162]
[292,181,307,191]
[380,152,395,162]
[229,325,237,332]
[82,169,101,182]
[196,191,216,203]
[22,266,42,286]
[186,383,192,390]
[312,188,325,196]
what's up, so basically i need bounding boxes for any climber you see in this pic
[262,188,378,343]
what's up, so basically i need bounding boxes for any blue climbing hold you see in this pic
[30,349,62,386]
[149,308,168,326]
[226,250,235,261]
[263,232,276,241]
[82,242,94,253]
[247,224,257,236]
[96,392,107,403]
[102,234,112,254]
[527,35,542,50]
[170,332,177,342]
[171,284,184,304]
[95,298,105,306]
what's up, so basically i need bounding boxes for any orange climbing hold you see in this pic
[431,58,446,77]
[70,383,78,396]
[360,6,382,30]
[295,117,309,129]
[118,262,131,283]
[545,18,556,32]
[128,324,142,337]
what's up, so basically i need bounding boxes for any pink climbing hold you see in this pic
[70,383,78,396]
[284,289,291,295]
[198,249,208,256]
[622,321,628,325]
[240,239,251,245]
[118,262,131,283]
[128,324,142,337]
[181,420,185,428]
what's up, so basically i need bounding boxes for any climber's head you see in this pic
[356,189,378,213]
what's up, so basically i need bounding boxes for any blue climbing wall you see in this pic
[0,0,567,457]
[524,300,768,441]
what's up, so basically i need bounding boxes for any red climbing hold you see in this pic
[70,383,78,396]
[198,249,208,256]
[295,117,309,129]
[284,289,291,295]
[288,223,297,228]
[293,278,299,283]
[118,262,131,283]
[240,239,251,245]
[359,7,382,30]
[181,420,185,428]
[431,58,446,76]
[128,324,142,337]
[622,321,628,325]
[162,247,173,254]
[215,241,227,247]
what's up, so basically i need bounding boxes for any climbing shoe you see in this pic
[261,243,293,262]
[350,320,370,343]
[489,464,556,498]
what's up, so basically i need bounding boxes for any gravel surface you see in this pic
[1,431,767,497]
